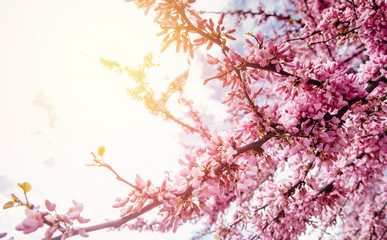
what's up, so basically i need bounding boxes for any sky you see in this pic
[0,0,229,239]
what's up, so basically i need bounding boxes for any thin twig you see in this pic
[324,76,386,121]
[309,27,360,46]
[235,69,263,119]
[102,163,142,192]
[234,132,275,157]
[245,62,322,87]
[376,201,387,217]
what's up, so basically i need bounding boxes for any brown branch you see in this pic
[173,4,229,53]
[343,45,365,64]
[245,62,322,87]
[309,27,361,46]
[315,182,334,196]
[255,203,268,212]
[376,201,387,218]
[286,31,321,42]
[284,159,315,197]
[52,201,162,240]
[250,209,284,239]
[324,75,386,121]
[197,10,300,24]
[235,69,263,119]
[234,132,275,157]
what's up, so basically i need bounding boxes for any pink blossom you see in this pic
[78,228,89,238]
[67,200,90,223]
[45,199,56,212]
[135,174,146,189]
[207,54,219,64]
[15,207,44,234]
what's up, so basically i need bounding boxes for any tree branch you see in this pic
[309,27,361,46]
[324,75,386,121]
[234,132,275,157]
[376,201,387,218]
[173,3,229,53]
[102,163,142,192]
[235,69,263,119]
[245,62,322,87]
[52,201,161,240]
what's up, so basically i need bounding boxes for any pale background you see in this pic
[0,1,320,240]
[0,0,227,239]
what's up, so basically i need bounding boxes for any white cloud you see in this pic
[0,175,13,194]
[31,90,59,128]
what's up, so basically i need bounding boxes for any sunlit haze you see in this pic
[0,0,227,239]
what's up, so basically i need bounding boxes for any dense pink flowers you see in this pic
[5,0,386,239]
[113,0,386,239]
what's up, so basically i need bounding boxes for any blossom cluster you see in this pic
[115,0,386,239]
[2,198,89,240]
[25,200,89,240]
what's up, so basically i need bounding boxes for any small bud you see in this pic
[79,228,89,238]
[45,200,56,212]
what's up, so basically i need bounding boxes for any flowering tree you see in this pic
[2,0,386,239]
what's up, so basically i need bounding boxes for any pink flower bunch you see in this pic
[356,0,387,55]
[113,175,155,216]
[245,32,292,72]
[93,0,387,239]
[42,200,90,240]
[15,207,45,234]
[14,199,90,240]
[114,130,272,233]
[8,0,386,239]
